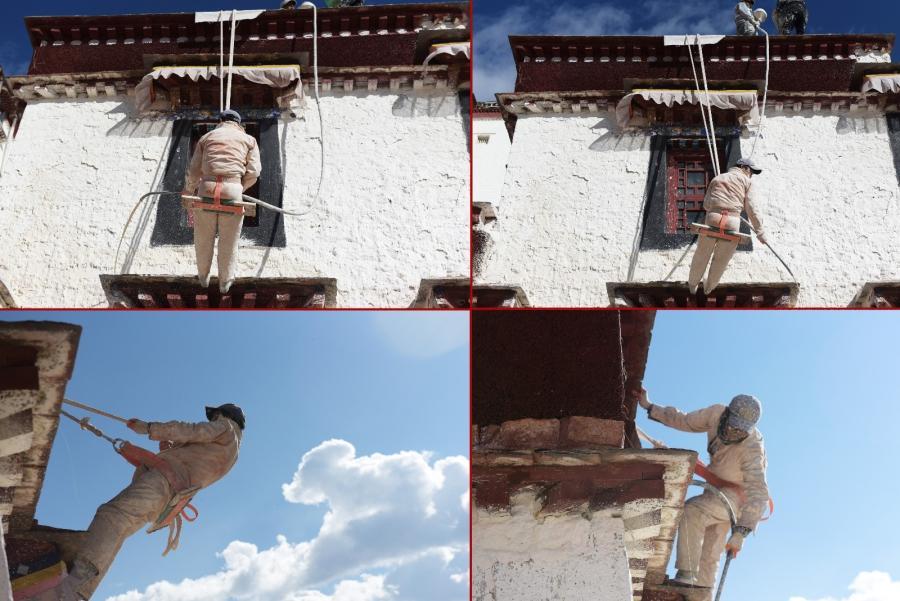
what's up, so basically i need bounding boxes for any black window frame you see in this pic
[888,112,900,187]
[639,132,753,251]
[150,113,286,248]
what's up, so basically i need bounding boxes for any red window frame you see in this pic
[665,149,716,235]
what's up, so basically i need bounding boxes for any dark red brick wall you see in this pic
[473,311,626,425]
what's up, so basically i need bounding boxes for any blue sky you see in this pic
[0,311,469,601]
[474,0,900,99]
[0,0,435,76]
[641,311,900,601]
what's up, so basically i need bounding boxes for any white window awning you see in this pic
[424,42,471,66]
[862,73,900,94]
[615,89,761,130]
[135,65,304,113]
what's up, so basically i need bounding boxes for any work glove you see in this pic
[636,387,652,410]
[756,231,768,245]
[725,532,745,557]
[127,419,150,435]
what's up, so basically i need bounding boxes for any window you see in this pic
[639,135,751,250]
[888,113,900,186]
[666,150,714,235]
[150,116,286,248]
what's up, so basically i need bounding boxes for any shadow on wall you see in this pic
[105,101,170,138]
[391,92,461,118]
[588,117,650,152]
[836,114,893,135]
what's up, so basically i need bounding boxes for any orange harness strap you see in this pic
[694,460,775,522]
[116,441,201,554]
[189,175,246,216]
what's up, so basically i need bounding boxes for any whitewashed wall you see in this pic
[473,116,511,205]
[477,110,900,307]
[0,91,469,308]
[473,490,633,601]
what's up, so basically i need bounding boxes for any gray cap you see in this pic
[727,394,762,431]
[736,157,762,174]
[220,109,242,124]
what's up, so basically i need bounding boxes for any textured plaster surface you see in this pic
[0,92,468,308]
[473,489,633,601]
[473,117,511,205]
[477,111,900,307]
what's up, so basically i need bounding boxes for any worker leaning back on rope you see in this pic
[51,404,244,601]
[636,390,770,591]
[184,110,261,294]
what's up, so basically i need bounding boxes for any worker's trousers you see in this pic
[675,491,735,588]
[193,205,243,293]
[735,21,757,36]
[688,212,741,294]
[76,469,171,599]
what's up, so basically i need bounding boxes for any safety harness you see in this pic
[181,175,257,218]
[60,402,200,556]
[690,210,753,244]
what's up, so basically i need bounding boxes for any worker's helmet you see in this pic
[753,8,768,23]
[206,403,245,430]
[219,109,243,124]
[727,395,762,431]
[736,157,762,174]
[281,0,297,8]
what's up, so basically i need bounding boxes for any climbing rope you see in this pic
[750,26,771,159]
[59,399,200,556]
[740,216,796,280]
[686,36,720,176]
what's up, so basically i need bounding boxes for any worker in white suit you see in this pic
[637,391,769,590]
[687,157,766,295]
[184,110,261,294]
[53,404,244,600]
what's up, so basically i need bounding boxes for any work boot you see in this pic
[198,273,211,288]
[669,570,706,587]
[220,278,234,294]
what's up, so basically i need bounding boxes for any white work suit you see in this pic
[687,167,764,294]
[649,404,769,588]
[184,121,262,292]
[735,2,759,36]
[75,417,242,599]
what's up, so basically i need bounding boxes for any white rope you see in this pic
[226,9,237,110]
[696,35,721,176]
[750,27,770,158]
[219,12,225,112]
[686,36,719,177]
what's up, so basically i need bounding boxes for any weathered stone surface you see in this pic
[491,418,560,450]
[560,416,625,449]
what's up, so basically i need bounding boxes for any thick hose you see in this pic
[306,3,325,206]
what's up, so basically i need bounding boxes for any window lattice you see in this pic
[666,150,714,234]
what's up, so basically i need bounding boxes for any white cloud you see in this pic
[369,313,468,359]
[789,572,900,601]
[474,0,734,100]
[106,441,469,601]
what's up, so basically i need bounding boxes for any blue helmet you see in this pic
[219,109,242,124]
